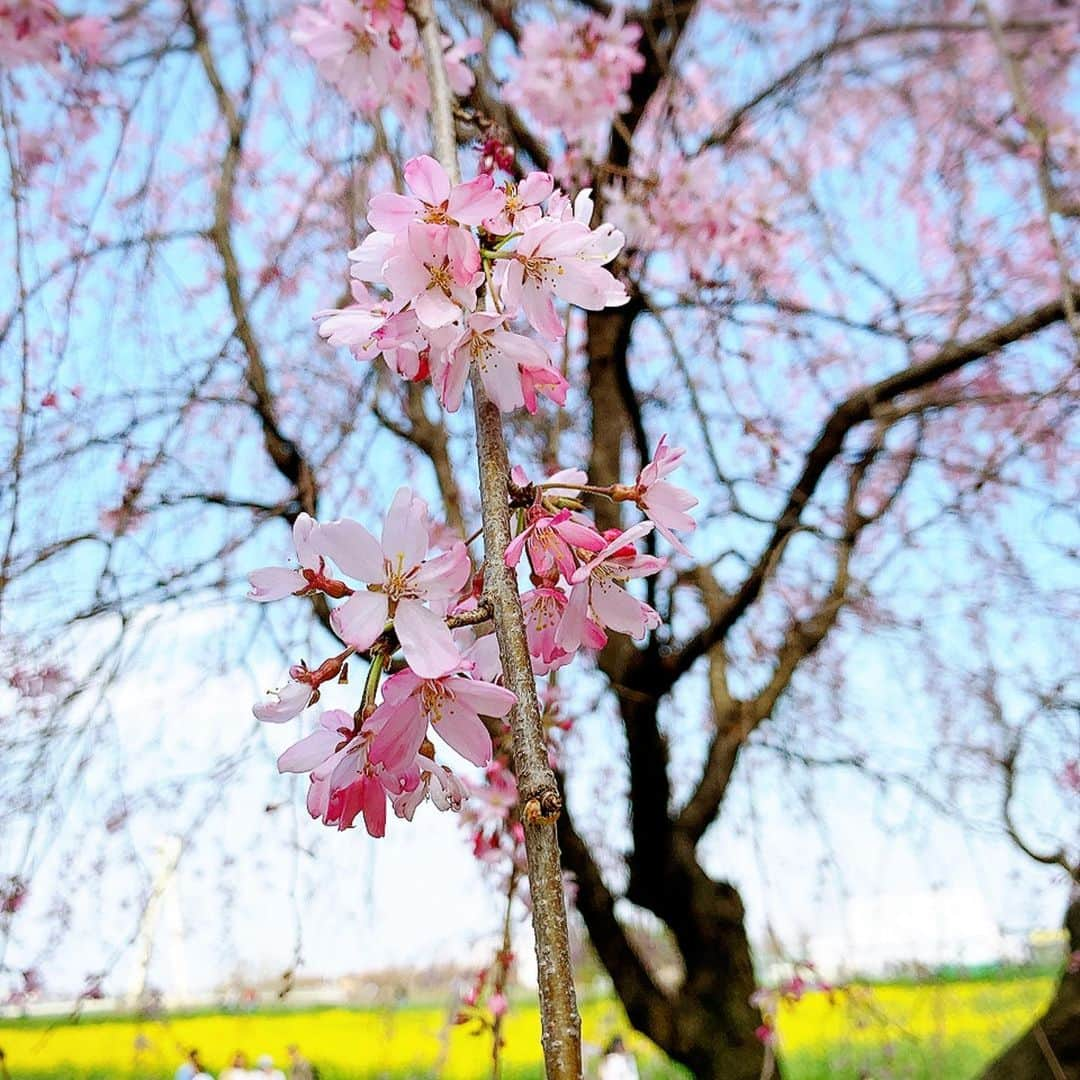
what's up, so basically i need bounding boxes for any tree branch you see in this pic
[657,292,1080,693]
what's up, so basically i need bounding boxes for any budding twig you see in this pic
[411,2,583,1075]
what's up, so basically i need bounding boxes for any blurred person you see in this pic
[253,1053,286,1080]
[287,1043,315,1080]
[598,1036,639,1080]
[0,1045,10,1080]
[176,1048,206,1080]
[221,1050,251,1078]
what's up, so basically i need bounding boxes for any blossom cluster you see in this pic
[315,154,629,414]
[0,0,107,68]
[292,0,477,123]
[503,9,644,151]
[249,437,696,837]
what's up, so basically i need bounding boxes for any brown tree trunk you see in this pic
[979,893,1080,1080]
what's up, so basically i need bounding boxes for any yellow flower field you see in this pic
[0,975,1056,1079]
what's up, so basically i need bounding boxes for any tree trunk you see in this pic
[559,802,773,1079]
[980,893,1080,1080]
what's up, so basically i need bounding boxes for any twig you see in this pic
[410,2,583,1075]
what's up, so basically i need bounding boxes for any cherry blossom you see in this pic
[434,312,554,413]
[558,523,665,650]
[292,0,398,116]
[503,9,644,150]
[483,172,555,236]
[500,216,629,340]
[247,513,350,601]
[368,155,505,236]
[368,657,517,777]
[318,487,470,677]
[622,435,699,555]
[315,156,629,411]
[504,508,605,580]
[383,222,484,328]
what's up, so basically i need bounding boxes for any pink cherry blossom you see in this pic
[631,435,699,554]
[434,312,554,413]
[315,281,428,380]
[504,508,606,580]
[367,155,506,236]
[523,586,608,673]
[557,523,665,649]
[503,9,644,150]
[519,359,569,414]
[500,217,629,340]
[276,709,354,776]
[248,513,351,602]
[292,0,398,117]
[383,222,483,328]
[368,658,516,777]
[301,715,408,838]
[483,172,554,236]
[317,488,470,677]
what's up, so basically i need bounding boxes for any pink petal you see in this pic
[523,281,565,341]
[367,192,423,234]
[452,677,517,719]
[504,522,534,568]
[404,155,451,206]
[446,226,481,285]
[436,345,470,412]
[478,344,525,412]
[571,522,654,583]
[412,541,471,599]
[330,589,389,649]
[447,174,506,226]
[348,231,395,282]
[434,699,493,766]
[490,328,549,368]
[518,171,554,205]
[248,566,306,602]
[277,728,341,774]
[394,599,462,678]
[316,518,385,582]
[554,581,590,653]
[292,513,320,567]
[361,776,388,838]
[384,252,431,306]
[381,487,429,570]
[415,287,462,328]
[591,579,659,638]
[369,698,427,773]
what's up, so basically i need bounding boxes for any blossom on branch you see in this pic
[368,655,517,780]
[315,156,629,412]
[318,487,470,678]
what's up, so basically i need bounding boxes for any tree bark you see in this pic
[979,893,1080,1080]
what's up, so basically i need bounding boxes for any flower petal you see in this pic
[331,589,389,650]
[248,566,307,602]
[394,598,462,678]
[380,487,429,570]
[404,155,451,206]
[317,518,384,582]
[433,699,493,766]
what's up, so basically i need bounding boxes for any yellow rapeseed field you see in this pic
[0,976,1056,1079]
